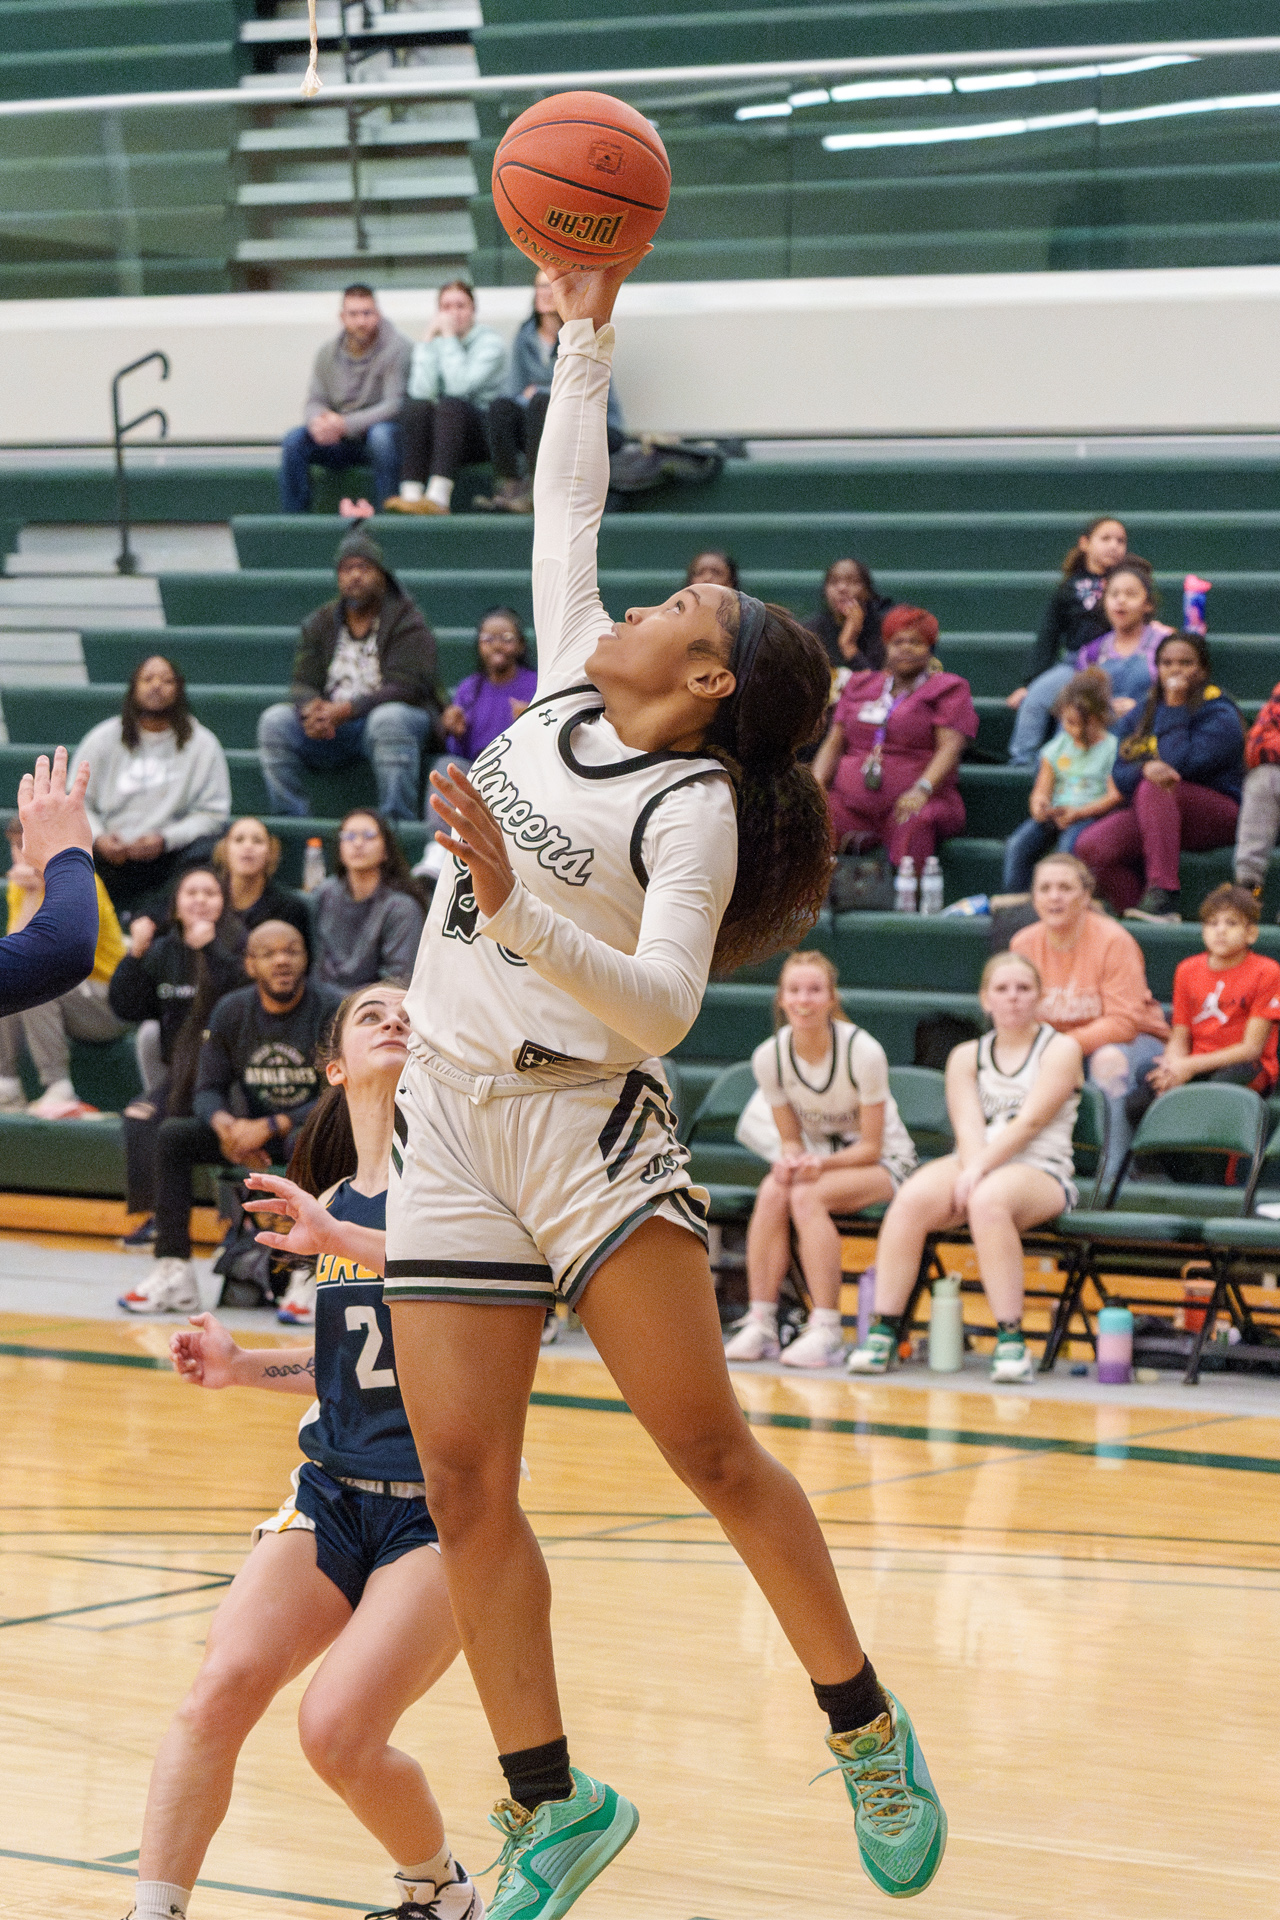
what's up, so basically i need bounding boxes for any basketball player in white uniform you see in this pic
[849,950,1083,1385]
[728,949,916,1367]
[381,257,947,1913]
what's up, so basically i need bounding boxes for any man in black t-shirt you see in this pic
[119,922,344,1314]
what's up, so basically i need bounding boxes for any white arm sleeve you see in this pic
[531,319,617,695]
[477,775,737,1057]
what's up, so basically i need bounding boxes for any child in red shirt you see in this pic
[1127,883,1280,1133]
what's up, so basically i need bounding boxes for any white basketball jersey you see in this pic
[403,318,736,1079]
[976,1024,1078,1189]
[405,686,729,1074]
[743,1020,916,1177]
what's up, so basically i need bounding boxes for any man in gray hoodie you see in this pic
[280,284,411,512]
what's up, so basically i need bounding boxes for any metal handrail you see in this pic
[111,350,169,575]
[0,38,1274,119]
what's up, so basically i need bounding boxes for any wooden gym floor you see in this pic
[1,1308,1278,1920]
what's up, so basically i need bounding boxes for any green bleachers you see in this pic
[155,567,1280,637]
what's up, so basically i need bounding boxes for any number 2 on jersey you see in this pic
[345,1304,397,1390]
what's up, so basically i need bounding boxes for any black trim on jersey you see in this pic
[787,1027,842,1097]
[627,769,729,889]
[981,1023,1052,1082]
[392,1101,407,1146]
[385,1257,553,1282]
[557,708,714,781]
[525,680,599,715]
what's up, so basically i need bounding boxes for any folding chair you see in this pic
[681,1061,767,1288]
[1044,1082,1268,1382]
[1193,1123,1280,1384]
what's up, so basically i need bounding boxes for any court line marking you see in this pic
[527,1388,1280,1475]
[0,1847,372,1908]
[0,1577,231,1630]
[3,1339,1278,1474]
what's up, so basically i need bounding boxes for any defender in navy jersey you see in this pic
[124,985,481,1920]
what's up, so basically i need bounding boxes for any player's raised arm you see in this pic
[530,256,647,695]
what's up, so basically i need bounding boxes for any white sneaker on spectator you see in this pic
[118,1257,200,1315]
[780,1321,846,1369]
[0,1075,25,1112]
[29,1080,101,1120]
[541,1308,560,1345]
[723,1314,781,1362]
[276,1266,316,1326]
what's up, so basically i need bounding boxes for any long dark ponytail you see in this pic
[287,981,409,1197]
[706,601,832,973]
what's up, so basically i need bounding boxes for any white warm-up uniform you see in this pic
[737,1021,917,1186]
[975,1023,1080,1208]
[385,318,736,1307]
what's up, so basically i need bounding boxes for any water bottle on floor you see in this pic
[928,1274,964,1373]
[920,855,944,915]
[894,856,918,913]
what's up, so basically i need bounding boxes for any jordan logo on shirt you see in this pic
[1193,981,1230,1027]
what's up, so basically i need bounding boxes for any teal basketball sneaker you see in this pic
[484,1767,638,1919]
[819,1691,946,1897]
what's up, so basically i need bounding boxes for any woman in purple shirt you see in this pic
[430,606,537,784]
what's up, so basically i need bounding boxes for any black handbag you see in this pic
[828,851,895,913]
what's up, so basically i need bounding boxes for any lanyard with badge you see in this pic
[860,677,915,790]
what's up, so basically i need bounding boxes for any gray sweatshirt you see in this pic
[73,717,232,849]
[305,319,411,437]
[312,877,425,991]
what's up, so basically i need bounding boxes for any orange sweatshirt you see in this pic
[1011,913,1170,1055]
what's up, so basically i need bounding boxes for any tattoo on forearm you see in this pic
[262,1357,315,1379]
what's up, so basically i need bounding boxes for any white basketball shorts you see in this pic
[383,1053,710,1307]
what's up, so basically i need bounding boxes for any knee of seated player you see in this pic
[1088,1045,1130,1098]
[965,1179,1015,1233]
[752,1169,792,1215]
[787,1179,833,1223]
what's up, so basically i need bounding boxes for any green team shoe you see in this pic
[484,1767,638,1919]
[820,1691,947,1898]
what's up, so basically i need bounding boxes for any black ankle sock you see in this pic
[813,1659,890,1735]
[871,1314,902,1338]
[997,1318,1023,1338]
[498,1736,574,1812]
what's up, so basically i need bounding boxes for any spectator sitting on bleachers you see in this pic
[280,284,410,516]
[0,813,127,1119]
[1124,885,1280,1148]
[75,655,231,920]
[110,865,247,1253]
[1010,852,1169,1182]
[805,558,893,673]
[477,271,625,515]
[1074,632,1245,924]
[432,607,537,783]
[1073,562,1172,720]
[685,551,739,589]
[212,816,311,951]
[1006,516,1129,765]
[723,951,917,1370]
[257,533,440,824]
[1232,676,1280,900]
[382,281,506,516]
[1002,671,1121,893]
[312,809,428,993]
[847,950,1083,1385]
[812,606,977,871]
[118,920,343,1315]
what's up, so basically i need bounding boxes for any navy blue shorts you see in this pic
[291,1461,440,1609]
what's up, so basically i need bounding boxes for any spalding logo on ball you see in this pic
[492,91,671,270]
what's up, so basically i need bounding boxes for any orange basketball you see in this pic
[492,90,671,272]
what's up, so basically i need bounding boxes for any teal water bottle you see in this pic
[928,1274,964,1373]
[1097,1306,1133,1384]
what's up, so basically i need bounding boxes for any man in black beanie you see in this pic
[257,532,442,821]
